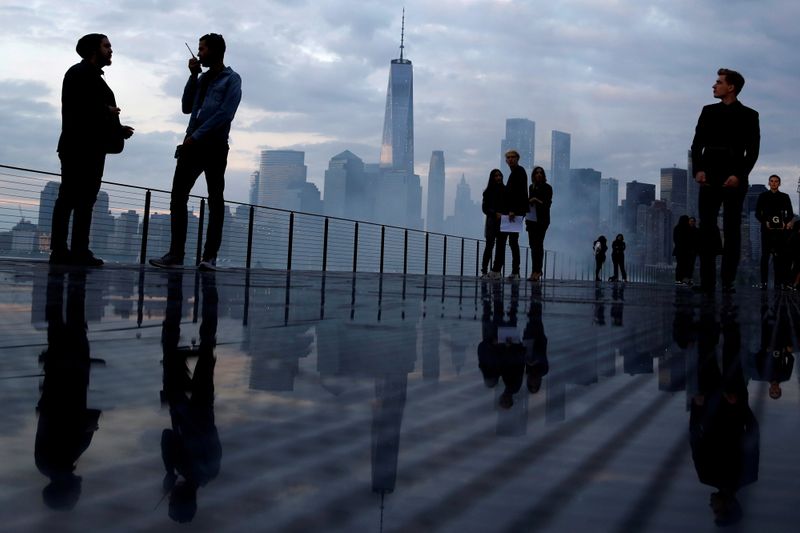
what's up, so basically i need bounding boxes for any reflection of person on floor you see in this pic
[690,303,759,526]
[747,301,795,399]
[478,283,524,409]
[160,272,221,523]
[35,270,101,510]
[523,286,549,394]
[593,286,605,325]
[611,284,624,326]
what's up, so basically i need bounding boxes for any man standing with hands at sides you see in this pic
[151,34,242,271]
[755,175,794,289]
[691,68,760,294]
[490,150,528,281]
[51,34,134,266]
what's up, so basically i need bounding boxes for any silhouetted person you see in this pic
[35,270,101,510]
[481,169,505,279]
[611,284,624,326]
[673,215,699,285]
[151,33,241,271]
[51,34,134,266]
[755,174,794,289]
[525,166,552,282]
[478,283,524,409]
[160,271,221,523]
[609,234,627,282]
[593,235,607,281]
[491,150,528,281]
[691,68,760,294]
[787,217,800,289]
[523,286,549,393]
[690,303,759,526]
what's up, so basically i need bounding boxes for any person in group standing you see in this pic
[490,150,528,281]
[593,235,608,282]
[525,166,552,282]
[755,174,794,290]
[609,234,627,282]
[673,215,700,285]
[150,33,242,271]
[691,68,760,294]
[480,169,505,279]
[51,33,135,266]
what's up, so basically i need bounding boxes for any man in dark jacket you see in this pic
[491,150,528,280]
[755,174,794,289]
[691,68,760,293]
[51,34,134,266]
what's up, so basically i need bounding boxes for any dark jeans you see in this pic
[482,226,498,274]
[526,222,548,274]
[595,256,605,281]
[698,184,746,288]
[168,143,229,261]
[494,232,520,273]
[761,229,788,285]
[611,253,627,280]
[675,252,696,281]
[51,151,106,254]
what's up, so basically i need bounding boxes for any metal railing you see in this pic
[0,163,670,282]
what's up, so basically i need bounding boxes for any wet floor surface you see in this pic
[0,260,798,532]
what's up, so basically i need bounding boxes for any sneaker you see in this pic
[72,250,104,267]
[675,280,684,286]
[507,272,520,281]
[198,258,217,271]
[150,253,184,269]
[49,249,72,265]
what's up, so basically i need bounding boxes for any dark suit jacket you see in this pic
[691,100,760,185]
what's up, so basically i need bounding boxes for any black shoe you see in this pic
[150,253,184,269]
[48,249,72,265]
[71,250,104,267]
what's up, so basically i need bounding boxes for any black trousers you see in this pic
[760,229,788,285]
[526,222,548,274]
[611,253,627,280]
[698,183,746,288]
[168,143,229,261]
[494,232,520,273]
[482,225,499,273]
[51,152,106,254]
[595,256,605,281]
[675,252,696,281]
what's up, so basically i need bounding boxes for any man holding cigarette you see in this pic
[151,33,241,270]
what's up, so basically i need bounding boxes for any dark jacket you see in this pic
[755,190,794,229]
[593,239,608,259]
[673,224,699,257]
[183,66,242,144]
[504,165,529,216]
[611,240,625,256]
[691,100,760,185]
[482,181,505,237]
[527,181,553,228]
[57,60,118,154]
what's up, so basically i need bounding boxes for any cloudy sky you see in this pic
[1,0,799,215]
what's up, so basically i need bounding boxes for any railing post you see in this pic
[403,229,408,275]
[245,206,255,269]
[322,217,329,272]
[442,235,447,277]
[380,225,385,274]
[424,233,429,275]
[195,198,205,265]
[352,221,359,273]
[139,190,151,265]
[460,238,464,277]
[476,240,479,276]
[287,212,294,271]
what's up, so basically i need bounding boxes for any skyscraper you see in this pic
[625,181,656,234]
[323,150,372,221]
[599,177,619,231]
[686,150,699,217]
[37,181,59,239]
[249,170,260,206]
[501,118,535,171]
[660,166,688,217]
[426,151,445,233]
[257,150,308,211]
[550,130,571,186]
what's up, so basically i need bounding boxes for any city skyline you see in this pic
[1,1,799,216]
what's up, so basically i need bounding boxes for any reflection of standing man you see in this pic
[691,68,760,293]
[51,34,134,266]
[755,175,794,289]
[151,33,242,271]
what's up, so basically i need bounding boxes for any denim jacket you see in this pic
[183,66,242,144]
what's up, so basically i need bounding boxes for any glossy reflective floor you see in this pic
[0,260,798,532]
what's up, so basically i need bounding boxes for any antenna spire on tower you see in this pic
[399,8,405,61]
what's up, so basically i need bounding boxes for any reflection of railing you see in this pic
[0,163,669,282]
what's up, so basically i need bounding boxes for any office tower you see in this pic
[115,210,140,261]
[90,191,113,254]
[257,150,308,211]
[569,168,602,244]
[324,150,373,221]
[644,200,671,264]
[625,180,656,234]
[444,174,481,238]
[375,14,422,229]
[249,171,260,206]
[37,181,60,238]
[426,151,445,233]
[501,118,535,171]
[660,166,688,216]
[550,130,571,186]
[686,149,699,217]
[600,177,619,231]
